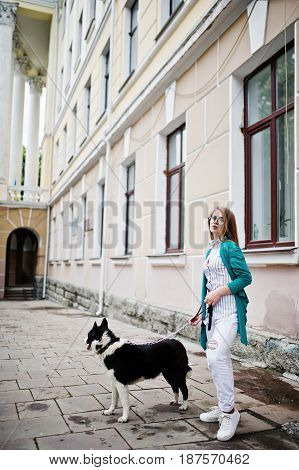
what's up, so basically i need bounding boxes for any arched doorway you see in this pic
[5,229,38,299]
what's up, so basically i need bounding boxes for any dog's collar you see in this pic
[96,339,116,355]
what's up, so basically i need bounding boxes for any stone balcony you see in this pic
[6,185,49,206]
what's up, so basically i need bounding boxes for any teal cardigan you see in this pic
[200,240,252,350]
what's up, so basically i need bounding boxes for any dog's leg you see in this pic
[103,379,119,416]
[115,382,130,423]
[178,380,189,411]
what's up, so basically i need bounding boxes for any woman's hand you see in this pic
[204,286,230,307]
[189,313,202,327]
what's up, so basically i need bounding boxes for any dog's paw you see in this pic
[179,403,188,411]
[117,416,128,423]
[170,400,178,406]
[103,409,114,416]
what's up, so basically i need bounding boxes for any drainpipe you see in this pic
[42,204,50,298]
[97,0,116,316]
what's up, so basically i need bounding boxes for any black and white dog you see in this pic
[85,318,192,423]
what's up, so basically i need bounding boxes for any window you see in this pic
[58,67,64,109]
[57,211,63,260]
[61,0,67,37]
[94,183,105,258]
[65,203,73,260]
[86,0,96,38]
[54,140,59,182]
[125,163,135,255]
[83,78,91,140]
[100,42,110,114]
[129,1,138,74]
[50,217,56,260]
[244,44,295,248]
[72,104,77,158]
[78,195,86,259]
[62,125,67,171]
[166,125,186,252]
[76,11,83,62]
[66,43,72,90]
[161,0,182,26]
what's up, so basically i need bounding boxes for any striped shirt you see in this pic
[203,239,237,319]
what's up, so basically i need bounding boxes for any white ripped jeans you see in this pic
[206,313,238,413]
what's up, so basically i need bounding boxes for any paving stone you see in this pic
[117,421,208,449]
[240,429,299,450]
[31,387,71,400]
[27,370,60,379]
[249,404,299,425]
[234,393,266,409]
[65,408,143,432]
[136,378,169,389]
[37,428,131,450]
[94,392,142,409]
[0,404,18,422]
[0,372,30,381]
[0,351,9,360]
[0,438,37,450]
[50,376,86,387]
[17,378,53,389]
[56,395,102,414]
[17,400,61,419]
[9,351,34,359]
[186,412,276,439]
[0,390,33,405]
[165,385,212,402]
[0,359,20,369]
[132,402,202,423]
[0,416,69,441]
[0,380,19,392]
[130,389,177,406]
[66,384,107,396]
[79,374,140,392]
[57,368,87,377]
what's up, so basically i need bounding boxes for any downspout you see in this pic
[42,204,50,298]
[97,0,116,316]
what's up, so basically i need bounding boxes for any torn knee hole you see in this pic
[207,340,218,350]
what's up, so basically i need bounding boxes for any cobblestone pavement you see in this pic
[0,300,299,450]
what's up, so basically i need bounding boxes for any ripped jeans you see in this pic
[206,313,238,413]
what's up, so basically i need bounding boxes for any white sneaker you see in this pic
[217,410,240,441]
[199,406,221,423]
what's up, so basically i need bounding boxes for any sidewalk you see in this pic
[0,300,298,450]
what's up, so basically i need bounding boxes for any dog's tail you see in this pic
[186,366,192,379]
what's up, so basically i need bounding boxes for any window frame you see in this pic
[125,162,135,255]
[129,0,138,75]
[165,125,185,253]
[244,42,295,249]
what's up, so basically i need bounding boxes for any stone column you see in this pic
[24,76,44,188]
[9,57,30,186]
[0,1,18,199]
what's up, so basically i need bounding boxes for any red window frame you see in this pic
[244,42,295,249]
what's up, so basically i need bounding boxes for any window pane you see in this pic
[250,128,271,241]
[180,167,185,248]
[248,65,271,125]
[130,31,137,72]
[169,172,179,248]
[276,47,295,109]
[168,130,181,169]
[126,194,134,253]
[127,164,135,191]
[131,1,138,29]
[276,110,294,242]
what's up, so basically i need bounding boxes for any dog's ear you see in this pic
[93,321,98,328]
[100,318,108,328]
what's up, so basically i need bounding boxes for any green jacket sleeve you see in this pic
[227,245,252,295]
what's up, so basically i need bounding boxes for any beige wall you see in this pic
[43,1,299,338]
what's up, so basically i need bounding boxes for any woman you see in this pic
[191,207,252,441]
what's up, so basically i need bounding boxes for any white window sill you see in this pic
[147,252,186,267]
[75,260,84,266]
[63,260,71,266]
[243,247,299,266]
[110,256,133,266]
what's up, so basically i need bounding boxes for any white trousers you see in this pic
[206,313,238,413]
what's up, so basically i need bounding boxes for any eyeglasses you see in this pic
[208,215,224,225]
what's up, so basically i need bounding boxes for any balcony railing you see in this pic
[7,186,48,203]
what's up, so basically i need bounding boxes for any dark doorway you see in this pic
[5,229,38,288]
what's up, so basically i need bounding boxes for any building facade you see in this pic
[0,0,299,372]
